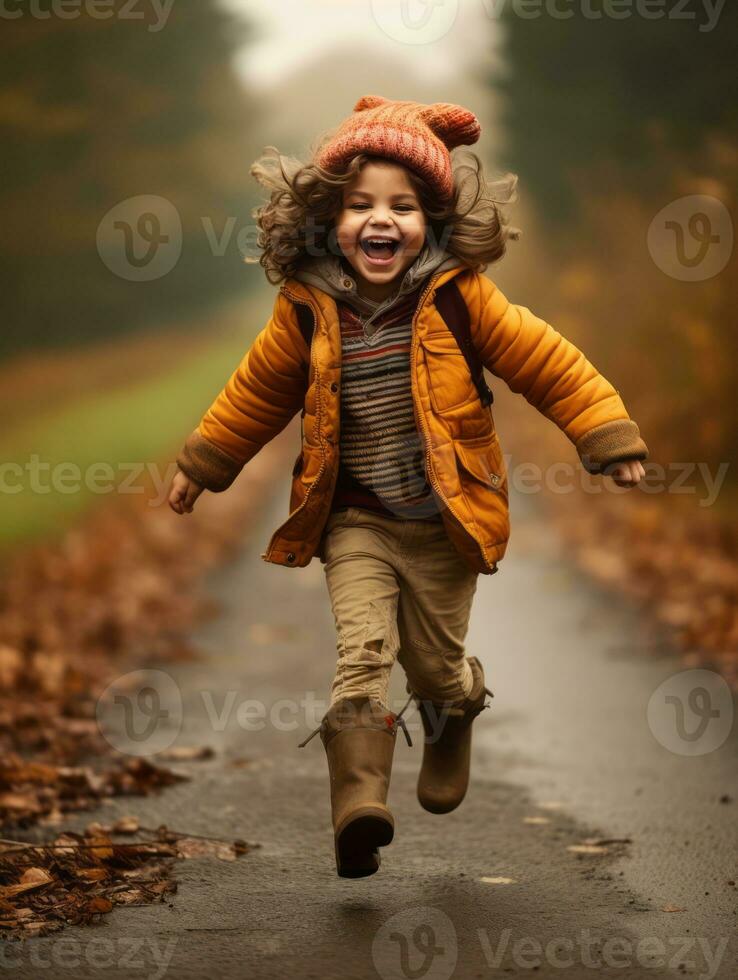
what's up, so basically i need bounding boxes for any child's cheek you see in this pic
[335,224,357,256]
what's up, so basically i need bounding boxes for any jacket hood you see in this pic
[292,239,467,336]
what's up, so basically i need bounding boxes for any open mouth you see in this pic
[359,238,401,264]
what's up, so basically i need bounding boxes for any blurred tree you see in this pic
[0,0,261,357]
[492,1,737,479]
[494,0,737,227]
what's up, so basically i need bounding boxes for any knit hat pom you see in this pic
[353,95,391,113]
[421,102,481,149]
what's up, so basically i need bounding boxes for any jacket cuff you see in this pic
[575,419,649,475]
[176,429,243,492]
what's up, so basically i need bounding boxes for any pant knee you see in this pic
[401,644,474,703]
[331,601,399,702]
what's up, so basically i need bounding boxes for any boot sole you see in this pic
[335,806,394,878]
[418,788,466,814]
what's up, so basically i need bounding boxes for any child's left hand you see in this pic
[605,459,646,487]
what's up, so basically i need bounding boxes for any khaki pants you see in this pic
[319,507,479,710]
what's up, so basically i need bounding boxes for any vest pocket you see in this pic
[421,335,476,414]
[452,434,507,497]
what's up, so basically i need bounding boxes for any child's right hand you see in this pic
[168,469,204,514]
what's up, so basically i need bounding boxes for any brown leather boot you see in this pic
[409,656,493,814]
[301,696,411,878]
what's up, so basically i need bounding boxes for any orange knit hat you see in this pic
[314,95,481,202]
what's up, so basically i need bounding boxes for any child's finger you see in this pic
[168,483,186,513]
[611,462,639,486]
[615,461,643,485]
[183,483,201,512]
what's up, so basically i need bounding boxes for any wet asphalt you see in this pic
[6,482,737,980]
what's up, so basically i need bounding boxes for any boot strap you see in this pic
[406,683,494,719]
[389,692,414,747]
[297,692,415,748]
[297,725,322,749]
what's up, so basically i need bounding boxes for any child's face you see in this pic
[334,161,428,301]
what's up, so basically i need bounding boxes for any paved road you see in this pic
[8,485,737,980]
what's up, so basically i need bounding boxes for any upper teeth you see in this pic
[366,238,395,245]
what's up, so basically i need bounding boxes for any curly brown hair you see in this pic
[246,141,520,285]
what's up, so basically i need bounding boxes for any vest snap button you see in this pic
[287,552,296,563]
[330,382,339,392]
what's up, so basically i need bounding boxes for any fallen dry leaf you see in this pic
[159,746,215,762]
[85,896,113,914]
[0,867,53,899]
[75,868,108,882]
[175,837,238,862]
[113,816,140,834]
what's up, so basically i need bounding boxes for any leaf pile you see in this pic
[0,431,293,830]
[0,755,187,831]
[551,497,738,688]
[0,819,254,939]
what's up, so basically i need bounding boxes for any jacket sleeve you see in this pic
[176,292,310,491]
[470,274,649,474]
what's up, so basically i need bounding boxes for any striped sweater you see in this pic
[330,283,445,522]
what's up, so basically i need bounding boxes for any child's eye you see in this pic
[348,203,414,212]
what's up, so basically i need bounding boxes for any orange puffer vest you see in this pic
[176,266,648,574]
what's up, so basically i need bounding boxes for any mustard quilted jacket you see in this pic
[176,266,648,574]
